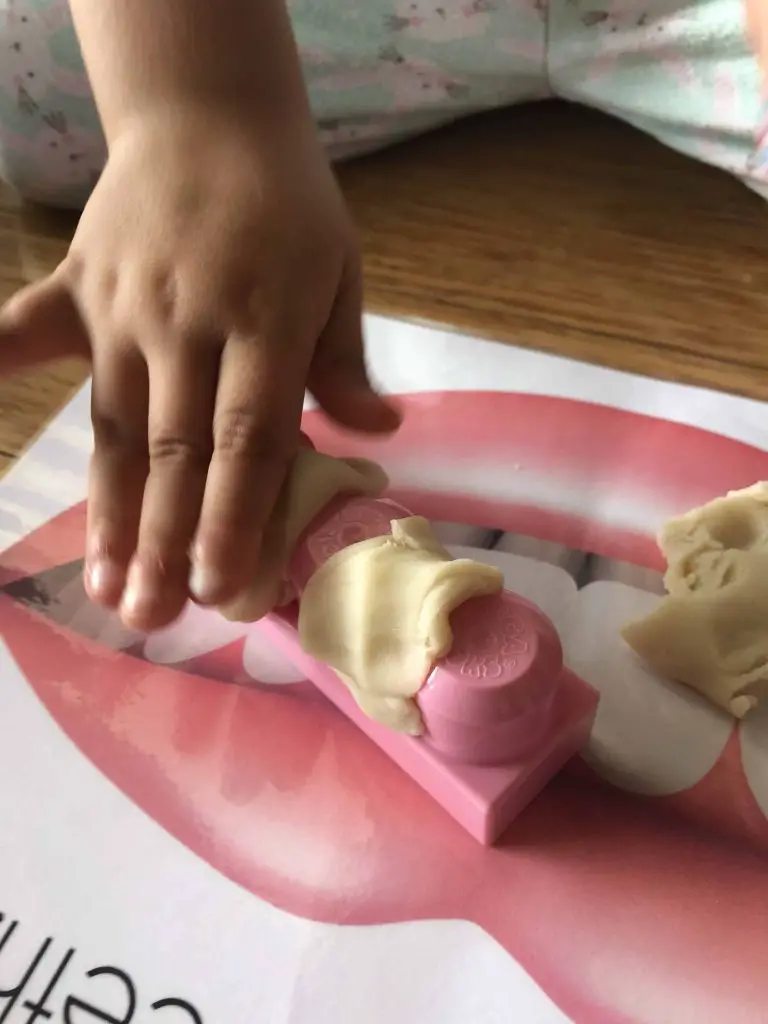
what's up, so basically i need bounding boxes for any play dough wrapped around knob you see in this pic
[298,514,503,735]
[218,442,511,738]
[234,443,597,842]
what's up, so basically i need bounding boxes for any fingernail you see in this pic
[120,561,152,619]
[86,557,124,602]
[218,598,248,622]
[218,581,278,623]
[189,561,223,605]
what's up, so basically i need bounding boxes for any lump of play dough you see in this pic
[219,448,388,623]
[660,482,768,596]
[298,516,504,735]
[622,483,768,718]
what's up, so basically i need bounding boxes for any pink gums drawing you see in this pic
[5,391,768,1022]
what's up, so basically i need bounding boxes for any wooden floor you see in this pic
[2,100,767,475]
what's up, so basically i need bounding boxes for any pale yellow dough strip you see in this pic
[219,448,388,623]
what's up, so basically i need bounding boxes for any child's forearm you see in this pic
[69,0,312,144]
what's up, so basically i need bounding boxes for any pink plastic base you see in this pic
[262,607,599,845]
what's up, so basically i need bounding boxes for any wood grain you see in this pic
[1,101,767,472]
[341,103,768,398]
[0,187,87,474]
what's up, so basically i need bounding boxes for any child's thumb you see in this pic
[0,272,90,377]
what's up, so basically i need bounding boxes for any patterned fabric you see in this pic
[0,0,105,205]
[552,0,766,197]
[0,0,764,208]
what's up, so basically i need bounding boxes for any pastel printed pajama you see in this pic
[1,0,767,208]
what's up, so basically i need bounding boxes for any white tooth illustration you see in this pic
[448,544,577,633]
[242,622,306,684]
[431,521,496,549]
[67,601,144,651]
[560,581,732,795]
[37,574,145,650]
[584,555,666,595]
[737,702,768,817]
[494,533,587,579]
[144,602,250,664]
[144,602,305,684]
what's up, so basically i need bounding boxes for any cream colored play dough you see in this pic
[623,482,768,718]
[298,516,504,734]
[217,449,504,735]
[219,448,388,623]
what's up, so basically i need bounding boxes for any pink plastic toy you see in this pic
[261,494,599,845]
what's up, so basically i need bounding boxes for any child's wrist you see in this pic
[104,97,323,180]
[71,0,314,150]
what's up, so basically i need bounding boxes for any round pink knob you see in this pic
[288,494,411,592]
[418,592,563,765]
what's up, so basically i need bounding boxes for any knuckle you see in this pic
[97,267,119,305]
[149,269,179,326]
[213,409,290,465]
[72,256,189,341]
[148,433,212,469]
[62,250,85,288]
[91,411,147,457]
[161,288,223,345]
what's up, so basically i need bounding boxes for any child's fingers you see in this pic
[189,323,307,608]
[308,257,401,435]
[86,342,149,610]
[117,337,221,631]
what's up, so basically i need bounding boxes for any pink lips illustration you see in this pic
[4,390,768,1024]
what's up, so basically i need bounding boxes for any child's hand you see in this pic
[1,111,399,630]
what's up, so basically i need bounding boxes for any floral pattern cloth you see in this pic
[0,0,765,208]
